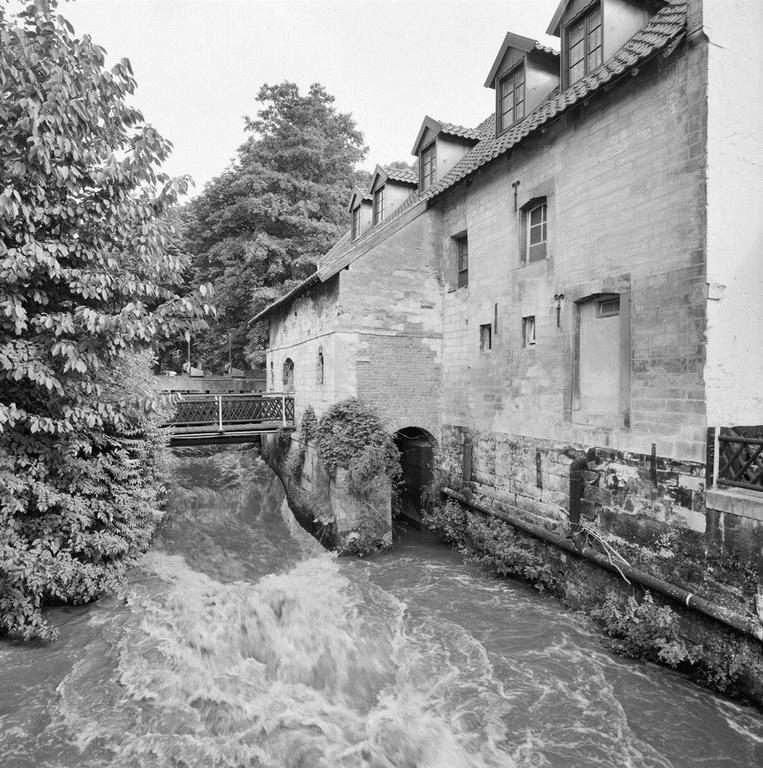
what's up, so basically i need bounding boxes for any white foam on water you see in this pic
[53,548,520,767]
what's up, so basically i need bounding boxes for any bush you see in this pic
[426,500,558,592]
[594,591,703,667]
[0,351,173,639]
[0,2,210,639]
[315,399,400,498]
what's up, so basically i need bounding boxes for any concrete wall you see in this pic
[701,0,763,427]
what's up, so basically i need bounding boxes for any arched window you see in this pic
[282,358,294,392]
[317,347,324,386]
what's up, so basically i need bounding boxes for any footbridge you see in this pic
[164,393,295,446]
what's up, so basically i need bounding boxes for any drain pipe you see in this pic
[441,486,763,642]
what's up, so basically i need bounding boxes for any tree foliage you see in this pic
[183,82,368,370]
[0,0,211,638]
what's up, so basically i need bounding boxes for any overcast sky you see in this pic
[61,0,560,196]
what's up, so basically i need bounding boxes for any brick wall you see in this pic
[337,210,444,437]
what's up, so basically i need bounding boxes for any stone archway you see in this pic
[394,426,436,526]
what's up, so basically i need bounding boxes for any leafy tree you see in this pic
[183,82,368,371]
[0,0,211,638]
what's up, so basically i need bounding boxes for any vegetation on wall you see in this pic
[426,495,758,700]
[315,399,400,499]
[426,500,558,592]
[0,1,210,639]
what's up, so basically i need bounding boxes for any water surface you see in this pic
[1,448,761,767]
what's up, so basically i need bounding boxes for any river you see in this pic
[1,448,761,767]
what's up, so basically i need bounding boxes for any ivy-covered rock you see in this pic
[315,399,400,499]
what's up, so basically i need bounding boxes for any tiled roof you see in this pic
[420,0,687,204]
[534,41,559,56]
[253,0,687,321]
[439,121,481,141]
[384,166,418,185]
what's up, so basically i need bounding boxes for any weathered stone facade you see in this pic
[255,0,763,663]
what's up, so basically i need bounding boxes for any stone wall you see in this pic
[261,432,392,554]
[439,43,709,463]
[336,208,444,438]
[440,423,760,619]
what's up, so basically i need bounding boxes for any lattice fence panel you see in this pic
[718,426,763,492]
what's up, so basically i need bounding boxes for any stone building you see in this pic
[253,0,762,619]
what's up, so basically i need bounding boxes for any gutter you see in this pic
[441,487,763,643]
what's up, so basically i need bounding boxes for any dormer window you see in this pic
[373,186,385,225]
[420,142,437,191]
[351,206,360,241]
[566,3,602,85]
[498,66,526,133]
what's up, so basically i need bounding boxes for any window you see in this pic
[523,316,536,347]
[351,206,360,241]
[316,348,324,386]
[566,3,602,85]
[457,235,469,288]
[520,198,548,265]
[372,187,384,225]
[527,201,547,263]
[420,142,437,191]
[596,296,620,317]
[498,66,525,132]
[480,323,492,351]
[269,361,274,390]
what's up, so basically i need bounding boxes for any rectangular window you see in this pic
[351,206,360,241]
[596,296,620,317]
[457,236,469,288]
[373,186,385,225]
[498,66,525,132]
[527,202,547,263]
[523,315,536,347]
[420,142,437,191]
[480,323,492,351]
[566,4,602,85]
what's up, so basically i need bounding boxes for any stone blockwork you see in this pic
[441,424,760,619]
[261,431,392,554]
[439,46,709,464]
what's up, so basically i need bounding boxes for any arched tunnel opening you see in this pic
[393,427,435,526]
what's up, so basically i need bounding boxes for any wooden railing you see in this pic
[169,393,295,431]
[715,426,763,492]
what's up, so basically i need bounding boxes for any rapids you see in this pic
[1,448,761,767]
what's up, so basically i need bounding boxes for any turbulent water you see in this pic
[1,449,762,768]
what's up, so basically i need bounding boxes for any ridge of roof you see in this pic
[384,166,418,185]
[534,41,559,56]
[438,121,481,141]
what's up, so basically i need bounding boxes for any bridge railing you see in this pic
[169,392,295,431]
